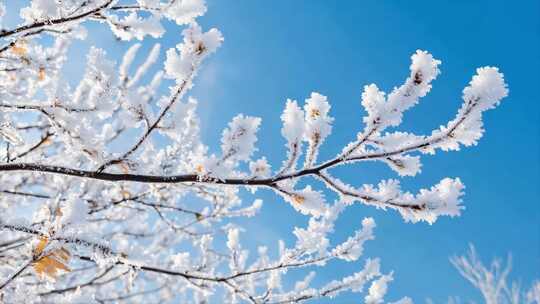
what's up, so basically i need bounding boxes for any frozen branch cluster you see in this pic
[450,245,540,304]
[0,1,513,303]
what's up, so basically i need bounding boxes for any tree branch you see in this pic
[96,70,193,172]
[0,0,114,40]
[0,260,32,290]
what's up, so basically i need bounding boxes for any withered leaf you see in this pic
[32,237,72,280]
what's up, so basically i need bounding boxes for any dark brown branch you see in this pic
[77,255,217,282]
[0,98,478,194]
[0,239,28,254]
[11,132,53,161]
[0,189,51,199]
[0,260,32,290]
[0,0,114,39]
[318,172,425,211]
[0,223,113,255]
[39,266,116,296]
[0,136,415,186]
[97,71,192,172]
[0,133,441,191]
[110,5,160,11]
[0,162,267,185]
[77,253,331,284]
[0,103,95,113]
[0,237,28,249]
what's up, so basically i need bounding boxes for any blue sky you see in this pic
[4,0,540,302]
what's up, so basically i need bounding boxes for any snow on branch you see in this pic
[451,245,539,304]
[0,0,512,302]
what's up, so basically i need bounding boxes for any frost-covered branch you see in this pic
[451,245,539,304]
[0,0,511,302]
[0,50,508,223]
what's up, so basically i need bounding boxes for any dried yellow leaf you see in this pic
[292,194,305,204]
[42,137,53,146]
[32,236,72,280]
[33,254,71,279]
[121,188,131,199]
[33,251,71,279]
[34,236,48,257]
[11,43,27,56]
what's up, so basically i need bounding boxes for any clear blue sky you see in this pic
[4,1,539,302]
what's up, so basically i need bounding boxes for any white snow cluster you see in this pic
[221,114,261,162]
[165,23,223,82]
[284,185,328,217]
[280,99,305,145]
[20,0,208,40]
[433,67,508,151]
[20,0,59,22]
[361,50,441,130]
[359,177,465,224]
